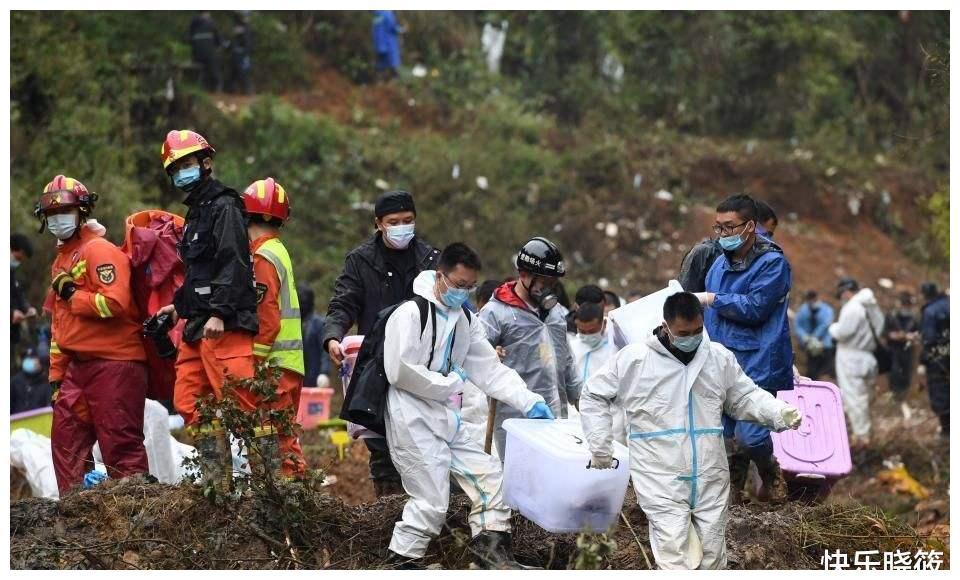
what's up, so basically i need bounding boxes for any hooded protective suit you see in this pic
[580,331,793,569]
[829,288,884,438]
[568,327,628,444]
[384,271,544,559]
[480,281,582,456]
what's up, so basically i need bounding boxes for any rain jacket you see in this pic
[479,281,582,454]
[580,331,791,569]
[794,300,835,349]
[372,10,401,69]
[704,238,793,391]
[175,179,259,343]
[323,232,441,350]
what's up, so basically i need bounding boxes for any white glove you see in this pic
[316,373,330,389]
[588,454,615,469]
[781,406,802,429]
[694,292,716,307]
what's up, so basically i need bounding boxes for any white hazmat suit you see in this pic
[580,331,794,569]
[384,271,544,559]
[829,287,884,439]
[568,327,628,444]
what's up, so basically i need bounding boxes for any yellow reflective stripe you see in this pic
[94,293,113,318]
[70,260,87,279]
[253,343,272,357]
[256,180,266,199]
[64,177,75,190]
[50,341,62,355]
[276,183,285,204]
[179,129,190,141]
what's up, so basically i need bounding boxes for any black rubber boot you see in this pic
[384,550,425,570]
[726,439,749,505]
[754,454,788,504]
[471,531,526,570]
[373,479,406,498]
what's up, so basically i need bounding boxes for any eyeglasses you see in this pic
[712,221,751,236]
[442,273,478,292]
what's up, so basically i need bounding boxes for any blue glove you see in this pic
[526,401,555,420]
[83,470,108,489]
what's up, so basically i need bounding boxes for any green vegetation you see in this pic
[11,11,949,306]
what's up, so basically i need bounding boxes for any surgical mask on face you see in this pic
[47,213,79,240]
[11,256,21,269]
[442,287,470,309]
[172,165,202,190]
[578,331,605,349]
[718,222,751,252]
[22,357,41,375]
[383,223,415,249]
[666,323,703,353]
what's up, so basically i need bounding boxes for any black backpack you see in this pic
[340,296,472,436]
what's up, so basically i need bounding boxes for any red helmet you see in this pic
[35,175,98,217]
[161,129,216,171]
[243,178,291,223]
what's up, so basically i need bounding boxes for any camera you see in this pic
[142,312,176,358]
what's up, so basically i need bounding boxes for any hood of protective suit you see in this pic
[848,287,877,308]
[413,269,445,309]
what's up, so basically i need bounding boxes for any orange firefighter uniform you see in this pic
[47,226,149,493]
[252,233,307,476]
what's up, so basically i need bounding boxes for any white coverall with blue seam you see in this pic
[580,332,791,569]
[384,271,544,559]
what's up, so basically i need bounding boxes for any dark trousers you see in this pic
[364,436,401,483]
[805,347,836,380]
[927,361,949,436]
[888,344,914,400]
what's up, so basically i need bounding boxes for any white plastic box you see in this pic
[502,418,630,533]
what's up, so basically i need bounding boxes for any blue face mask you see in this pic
[384,223,416,250]
[172,166,202,189]
[442,287,470,309]
[22,357,41,375]
[718,231,745,252]
[440,273,472,308]
[718,220,752,252]
[666,324,703,353]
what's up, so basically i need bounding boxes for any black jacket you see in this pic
[323,232,440,349]
[11,265,30,346]
[175,178,259,343]
[678,238,723,293]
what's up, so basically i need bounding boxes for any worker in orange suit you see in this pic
[243,177,307,477]
[36,175,149,494]
[154,130,260,491]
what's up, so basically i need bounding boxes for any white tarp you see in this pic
[607,280,686,348]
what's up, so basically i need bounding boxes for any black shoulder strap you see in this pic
[412,296,437,369]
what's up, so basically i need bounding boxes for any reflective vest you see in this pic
[254,237,305,375]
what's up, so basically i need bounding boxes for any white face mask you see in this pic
[383,223,415,249]
[47,213,79,240]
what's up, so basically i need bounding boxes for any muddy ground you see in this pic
[9,375,949,570]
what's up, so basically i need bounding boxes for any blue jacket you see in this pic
[372,11,400,68]
[303,312,332,389]
[704,239,794,391]
[794,301,835,349]
[920,294,949,356]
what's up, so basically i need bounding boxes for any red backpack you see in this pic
[121,210,186,401]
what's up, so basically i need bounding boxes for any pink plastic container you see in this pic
[297,387,334,430]
[772,379,852,479]
[338,335,375,440]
